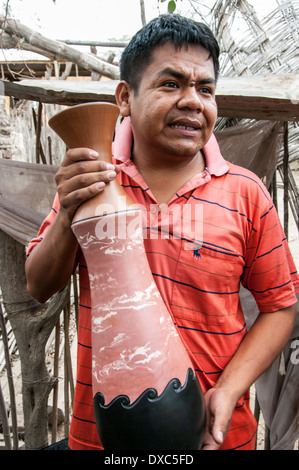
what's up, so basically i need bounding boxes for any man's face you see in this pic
[119,42,218,165]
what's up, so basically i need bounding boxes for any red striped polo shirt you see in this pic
[27,117,298,451]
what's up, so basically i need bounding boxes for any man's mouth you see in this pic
[169,119,201,131]
[171,124,199,131]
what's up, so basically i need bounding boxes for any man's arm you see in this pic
[25,147,119,303]
[202,302,297,450]
[25,210,79,303]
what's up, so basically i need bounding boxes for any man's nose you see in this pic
[177,86,204,112]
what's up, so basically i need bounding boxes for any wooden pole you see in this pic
[51,317,60,444]
[283,122,289,239]
[63,305,69,438]
[0,379,11,449]
[32,104,47,164]
[0,302,18,449]
[140,0,147,26]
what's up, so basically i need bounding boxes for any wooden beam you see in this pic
[61,40,128,48]
[1,74,298,121]
[216,94,298,121]
[1,79,118,106]
[216,75,299,121]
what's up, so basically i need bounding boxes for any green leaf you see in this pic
[168,0,176,13]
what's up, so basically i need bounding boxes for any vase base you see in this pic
[93,368,206,450]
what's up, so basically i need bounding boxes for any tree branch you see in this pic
[140,0,147,26]
[0,15,120,79]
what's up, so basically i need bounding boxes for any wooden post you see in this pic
[283,122,289,239]
[0,378,11,449]
[0,229,68,449]
[269,169,278,210]
[140,0,147,26]
[32,104,47,164]
[0,302,18,449]
[51,317,60,444]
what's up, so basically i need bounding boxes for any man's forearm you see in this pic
[214,303,297,402]
[202,302,297,449]
[25,211,79,303]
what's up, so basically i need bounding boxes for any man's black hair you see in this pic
[120,14,220,93]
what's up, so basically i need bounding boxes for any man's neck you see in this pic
[131,148,206,205]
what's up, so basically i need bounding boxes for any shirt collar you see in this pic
[112,116,229,177]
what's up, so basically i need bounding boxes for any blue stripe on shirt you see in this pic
[152,272,240,295]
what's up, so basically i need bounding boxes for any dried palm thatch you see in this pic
[189,0,298,163]
[211,0,298,77]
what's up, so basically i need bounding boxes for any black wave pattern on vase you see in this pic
[93,368,206,450]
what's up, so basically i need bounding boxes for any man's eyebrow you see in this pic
[157,68,186,80]
[156,67,216,85]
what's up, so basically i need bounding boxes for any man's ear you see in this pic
[115,81,133,117]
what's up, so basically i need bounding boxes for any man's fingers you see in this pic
[61,181,106,210]
[61,147,100,165]
[60,168,116,192]
[201,387,234,450]
[57,169,118,215]
[56,147,119,192]
[60,147,118,170]
[55,147,121,220]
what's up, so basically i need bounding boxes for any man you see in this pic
[25,14,298,450]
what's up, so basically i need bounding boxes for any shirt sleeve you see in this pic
[242,190,299,313]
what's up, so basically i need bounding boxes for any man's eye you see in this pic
[200,87,213,95]
[164,81,178,88]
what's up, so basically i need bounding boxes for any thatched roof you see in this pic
[200,0,298,163]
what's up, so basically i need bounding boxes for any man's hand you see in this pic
[26,147,120,303]
[55,147,120,223]
[201,387,235,450]
[200,304,297,450]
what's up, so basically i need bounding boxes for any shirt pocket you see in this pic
[171,243,241,327]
